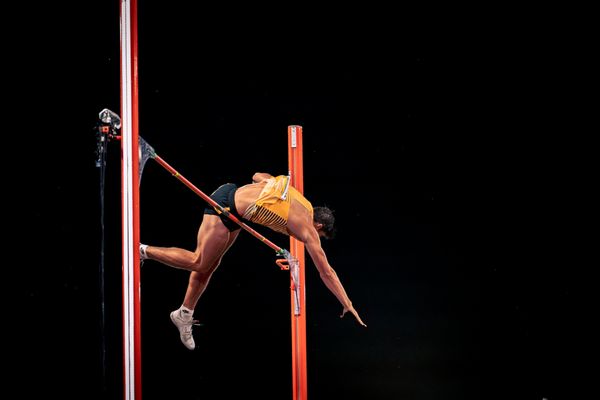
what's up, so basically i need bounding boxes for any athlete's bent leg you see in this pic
[167,215,239,349]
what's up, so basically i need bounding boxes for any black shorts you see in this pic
[204,183,242,232]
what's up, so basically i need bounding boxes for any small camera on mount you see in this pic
[96,108,122,167]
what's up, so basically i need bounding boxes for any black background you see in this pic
[13,2,589,400]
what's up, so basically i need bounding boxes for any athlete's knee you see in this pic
[189,260,206,273]
[189,254,222,274]
[187,251,203,271]
[189,267,211,281]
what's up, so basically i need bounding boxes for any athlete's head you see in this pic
[313,206,336,239]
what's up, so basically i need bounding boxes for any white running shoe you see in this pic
[170,309,199,350]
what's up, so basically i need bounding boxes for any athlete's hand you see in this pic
[341,306,367,327]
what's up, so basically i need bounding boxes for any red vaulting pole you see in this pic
[288,125,307,400]
[120,0,142,399]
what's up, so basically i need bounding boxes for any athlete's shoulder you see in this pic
[252,172,274,183]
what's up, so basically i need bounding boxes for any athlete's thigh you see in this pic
[224,229,241,252]
[196,215,231,270]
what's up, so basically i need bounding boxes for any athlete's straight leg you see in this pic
[145,215,231,271]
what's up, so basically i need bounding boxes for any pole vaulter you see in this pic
[138,137,303,314]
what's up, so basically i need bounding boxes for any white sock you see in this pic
[140,244,148,259]
[180,306,194,320]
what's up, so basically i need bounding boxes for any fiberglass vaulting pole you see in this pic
[120,1,142,399]
[288,125,308,400]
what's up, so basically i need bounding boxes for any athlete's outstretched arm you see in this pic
[304,230,367,327]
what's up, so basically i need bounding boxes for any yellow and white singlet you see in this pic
[242,175,313,235]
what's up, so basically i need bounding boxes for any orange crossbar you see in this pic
[288,125,307,400]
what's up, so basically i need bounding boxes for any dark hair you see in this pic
[313,206,336,239]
